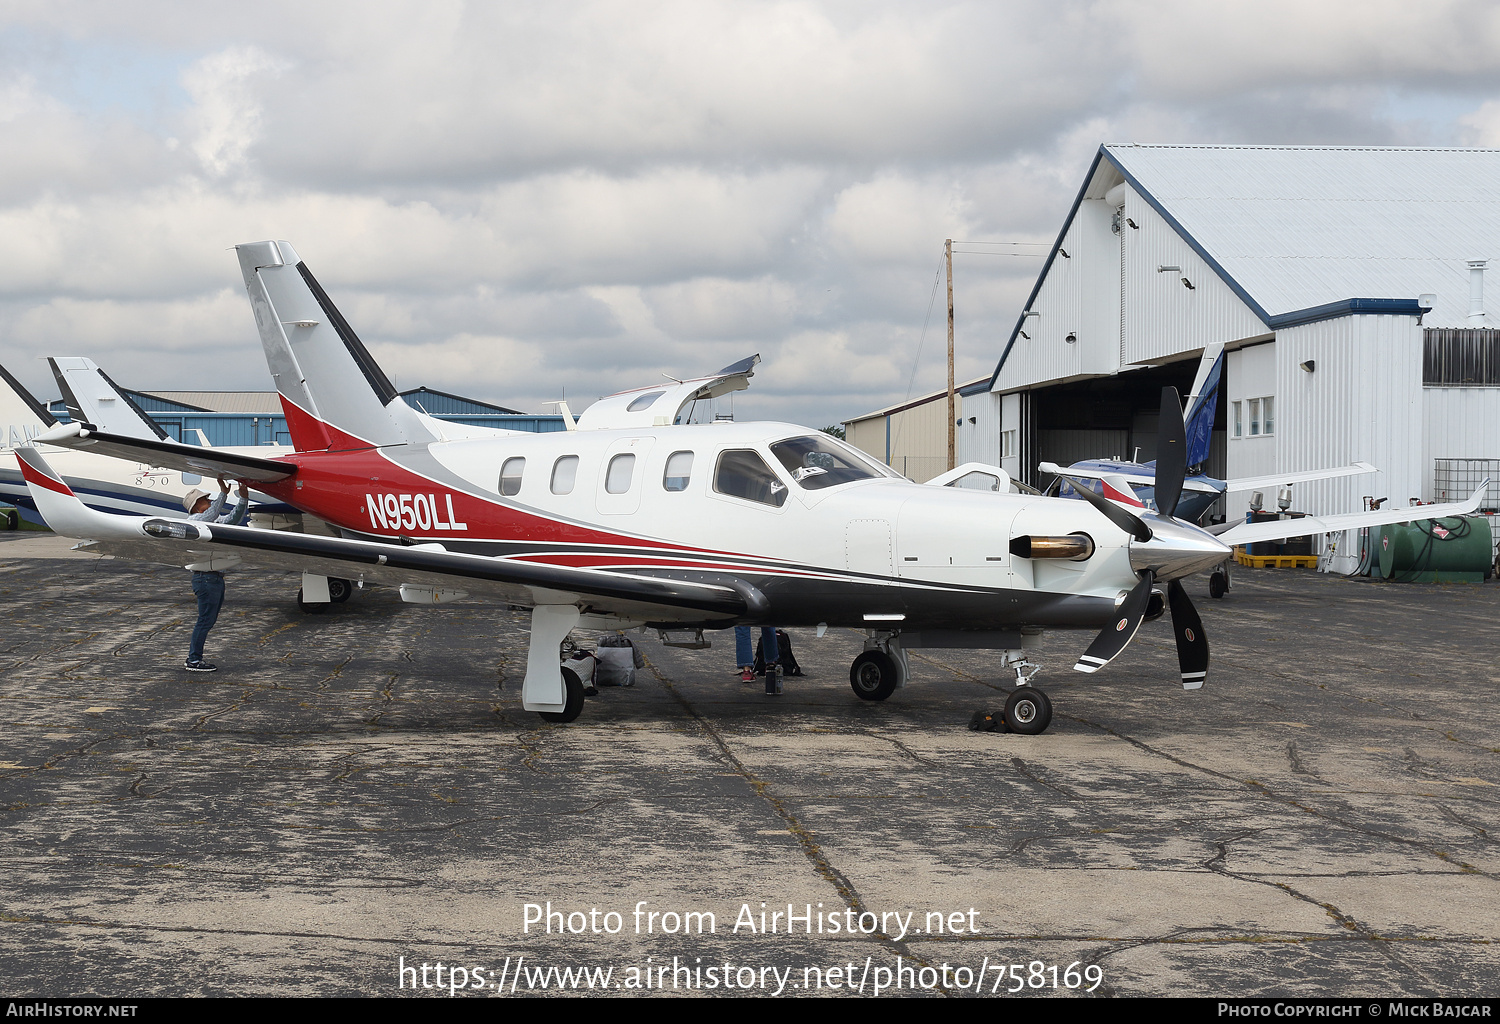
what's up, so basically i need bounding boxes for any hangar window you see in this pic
[550,455,578,495]
[714,450,787,507]
[1232,401,1242,438]
[663,451,693,491]
[1245,397,1274,437]
[499,457,525,495]
[605,454,636,494]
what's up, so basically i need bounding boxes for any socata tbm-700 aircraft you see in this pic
[17,241,1490,732]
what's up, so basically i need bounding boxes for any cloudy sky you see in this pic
[3,1,1500,426]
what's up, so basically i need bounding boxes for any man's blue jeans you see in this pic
[189,571,225,662]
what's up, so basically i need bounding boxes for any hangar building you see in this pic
[961,144,1500,531]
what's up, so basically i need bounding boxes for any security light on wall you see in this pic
[1126,218,1139,229]
[1058,248,1070,258]
[1299,360,1316,373]
[1065,332,1077,344]
[1181,277,1195,290]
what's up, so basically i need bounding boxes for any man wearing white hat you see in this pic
[183,476,250,673]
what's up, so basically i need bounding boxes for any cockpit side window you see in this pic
[713,449,787,507]
[769,435,881,490]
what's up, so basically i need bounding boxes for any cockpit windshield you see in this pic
[769,435,885,490]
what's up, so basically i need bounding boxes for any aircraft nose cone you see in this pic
[1128,518,1233,580]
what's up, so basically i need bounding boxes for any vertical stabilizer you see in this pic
[48,357,169,441]
[235,241,436,452]
[1182,343,1224,472]
[0,363,57,451]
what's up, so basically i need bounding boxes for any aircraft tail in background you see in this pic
[1182,342,1224,472]
[48,357,170,442]
[234,240,438,453]
[0,362,57,451]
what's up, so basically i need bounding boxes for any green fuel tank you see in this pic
[1377,516,1495,583]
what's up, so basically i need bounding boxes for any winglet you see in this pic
[15,446,148,541]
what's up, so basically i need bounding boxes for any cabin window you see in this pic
[626,391,666,412]
[550,455,578,495]
[663,451,693,491]
[605,453,636,494]
[714,450,787,507]
[499,457,525,496]
[1232,401,1242,438]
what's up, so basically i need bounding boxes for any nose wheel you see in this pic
[1004,687,1053,735]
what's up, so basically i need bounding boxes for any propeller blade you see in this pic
[1156,385,1186,518]
[1059,474,1153,543]
[1167,578,1209,690]
[1074,571,1155,674]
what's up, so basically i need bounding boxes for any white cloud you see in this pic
[182,45,287,178]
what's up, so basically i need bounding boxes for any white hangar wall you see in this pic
[993,174,1269,396]
[1225,315,1426,523]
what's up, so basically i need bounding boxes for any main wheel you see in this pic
[328,577,353,603]
[295,588,329,614]
[849,650,899,701]
[1209,569,1228,599]
[1004,687,1052,735]
[538,667,585,724]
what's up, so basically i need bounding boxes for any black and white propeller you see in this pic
[1064,386,1224,690]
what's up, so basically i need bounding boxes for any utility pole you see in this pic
[946,238,955,471]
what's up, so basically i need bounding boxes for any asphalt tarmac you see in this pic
[2,532,1497,999]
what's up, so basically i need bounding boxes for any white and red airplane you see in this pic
[17,241,1490,731]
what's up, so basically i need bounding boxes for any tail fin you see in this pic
[48,357,170,441]
[0,362,57,451]
[235,240,436,452]
[1182,342,1224,472]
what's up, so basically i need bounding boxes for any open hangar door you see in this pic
[1023,358,1228,523]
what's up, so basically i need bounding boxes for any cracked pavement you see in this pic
[1,533,1497,997]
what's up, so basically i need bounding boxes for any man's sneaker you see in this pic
[184,660,217,673]
[740,667,755,683]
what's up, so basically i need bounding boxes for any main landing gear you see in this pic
[1209,561,1231,599]
[848,634,910,701]
[296,574,353,613]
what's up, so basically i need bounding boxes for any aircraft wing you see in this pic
[1225,462,1377,493]
[16,446,758,623]
[34,422,296,482]
[1038,462,1220,495]
[1216,481,1491,547]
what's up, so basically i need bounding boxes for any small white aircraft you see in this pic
[20,241,1490,732]
[1037,342,1378,596]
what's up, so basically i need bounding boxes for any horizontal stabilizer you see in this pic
[34,422,295,482]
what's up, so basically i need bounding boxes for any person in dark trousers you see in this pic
[735,625,782,694]
[183,477,249,673]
